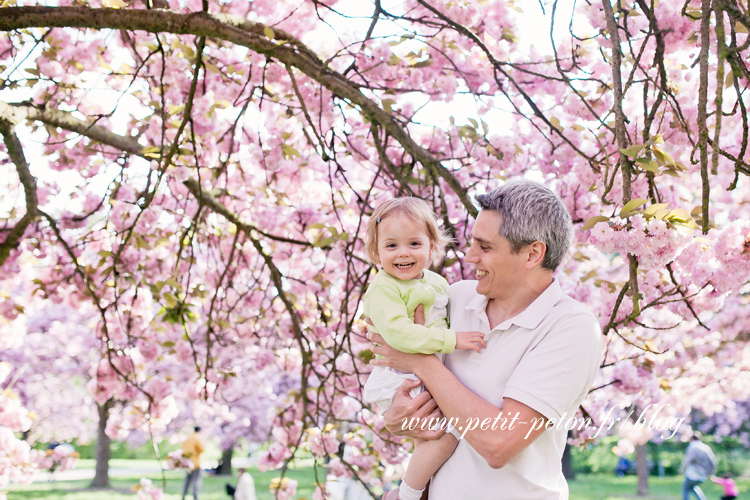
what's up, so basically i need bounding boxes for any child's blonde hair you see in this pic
[365,198,451,265]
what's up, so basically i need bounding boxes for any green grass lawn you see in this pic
[7,460,319,500]
[8,462,749,499]
[568,473,748,499]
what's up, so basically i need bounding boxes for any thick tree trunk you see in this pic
[562,436,576,480]
[91,399,114,488]
[217,447,233,476]
[636,443,649,496]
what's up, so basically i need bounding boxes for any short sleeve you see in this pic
[503,312,601,421]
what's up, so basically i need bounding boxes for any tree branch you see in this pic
[697,0,712,234]
[0,108,39,266]
[0,100,314,247]
[0,6,476,216]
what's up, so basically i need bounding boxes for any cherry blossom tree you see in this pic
[1,0,750,498]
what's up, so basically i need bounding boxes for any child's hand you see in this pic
[455,331,487,353]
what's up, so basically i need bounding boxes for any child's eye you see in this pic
[386,243,396,248]
[410,242,421,247]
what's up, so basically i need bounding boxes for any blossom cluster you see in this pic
[134,478,164,500]
[588,215,693,269]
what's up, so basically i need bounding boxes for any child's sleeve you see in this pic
[365,283,456,354]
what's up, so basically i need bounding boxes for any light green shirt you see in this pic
[364,269,456,354]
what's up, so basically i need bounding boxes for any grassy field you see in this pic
[568,473,747,499]
[7,460,319,500]
[7,461,748,499]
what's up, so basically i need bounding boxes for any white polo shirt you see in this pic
[429,279,602,500]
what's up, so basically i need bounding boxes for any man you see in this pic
[233,468,258,500]
[182,426,205,500]
[370,180,602,499]
[680,433,717,500]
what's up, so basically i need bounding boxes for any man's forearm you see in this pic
[412,356,546,468]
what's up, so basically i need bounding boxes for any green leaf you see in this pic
[164,277,181,290]
[163,293,178,308]
[314,236,336,247]
[635,157,659,173]
[280,144,300,159]
[644,203,670,217]
[382,99,396,113]
[263,26,275,39]
[582,215,610,230]
[685,8,702,20]
[141,145,161,159]
[411,57,433,68]
[358,349,375,364]
[619,198,648,217]
[652,147,666,164]
[619,144,645,157]
[725,70,734,89]
[666,208,691,223]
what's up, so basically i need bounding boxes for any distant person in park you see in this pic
[369,180,602,499]
[361,197,487,500]
[233,468,257,500]
[182,426,205,500]
[680,432,718,500]
[711,473,738,500]
[615,456,633,477]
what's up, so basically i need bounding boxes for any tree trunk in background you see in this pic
[91,399,113,488]
[217,447,233,476]
[562,436,576,480]
[636,443,649,496]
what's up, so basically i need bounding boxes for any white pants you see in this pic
[363,366,422,411]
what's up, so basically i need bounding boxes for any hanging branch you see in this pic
[0,113,38,266]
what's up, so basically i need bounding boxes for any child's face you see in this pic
[376,213,433,280]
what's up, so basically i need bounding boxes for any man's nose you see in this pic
[465,244,478,262]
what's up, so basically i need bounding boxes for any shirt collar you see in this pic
[464,278,564,331]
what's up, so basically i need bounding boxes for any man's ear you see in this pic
[525,241,546,269]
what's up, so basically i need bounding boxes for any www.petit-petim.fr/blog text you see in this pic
[401,404,685,441]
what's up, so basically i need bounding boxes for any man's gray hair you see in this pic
[475,179,573,271]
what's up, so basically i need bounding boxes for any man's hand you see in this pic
[455,331,487,353]
[383,379,445,441]
[370,331,431,373]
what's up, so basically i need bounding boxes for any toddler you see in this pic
[362,197,486,500]
[711,473,739,500]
